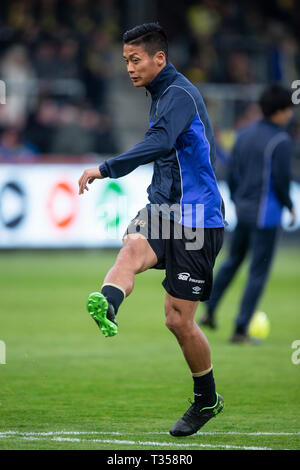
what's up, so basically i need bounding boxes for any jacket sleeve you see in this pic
[271,138,293,210]
[99,87,195,179]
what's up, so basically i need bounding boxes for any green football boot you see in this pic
[169,393,224,437]
[87,292,118,337]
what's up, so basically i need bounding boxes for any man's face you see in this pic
[273,108,293,127]
[281,108,293,126]
[123,43,166,87]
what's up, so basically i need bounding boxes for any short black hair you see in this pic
[259,84,292,118]
[123,22,168,61]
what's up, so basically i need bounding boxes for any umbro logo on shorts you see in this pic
[192,286,202,294]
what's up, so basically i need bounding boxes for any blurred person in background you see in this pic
[224,50,254,85]
[56,38,81,80]
[0,127,37,161]
[49,102,117,155]
[0,0,299,158]
[79,107,118,154]
[199,84,296,342]
[24,98,59,153]
[84,29,115,110]
[50,103,88,154]
[33,41,59,89]
[0,45,37,126]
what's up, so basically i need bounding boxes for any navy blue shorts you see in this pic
[124,207,224,301]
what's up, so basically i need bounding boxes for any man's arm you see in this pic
[98,86,195,179]
[272,138,293,210]
[272,138,295,226]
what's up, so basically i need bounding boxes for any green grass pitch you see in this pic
[0,243,299,450]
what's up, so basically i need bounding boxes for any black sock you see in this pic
[193,369,216,408]
[235,325,246,335]
[101,284,125,315]
[206,304,214,319]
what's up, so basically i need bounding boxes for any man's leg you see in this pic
[232,227,278,339]
[199,222,250,328]
[165,292,224,436]
[165,293,211,373]
[87,234,158,336]
[103,233,158,296]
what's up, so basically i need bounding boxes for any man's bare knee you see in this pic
[165,308,180,333]
[165,307,194,337]
[165,295,197,336]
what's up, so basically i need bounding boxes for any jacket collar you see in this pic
[261,118,285,130]
[146,62,178,99]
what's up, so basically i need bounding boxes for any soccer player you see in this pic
[199,84,295,342]
[78,23,225,436]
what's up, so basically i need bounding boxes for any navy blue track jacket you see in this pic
[99,62,224,228]
[227,119,293,228]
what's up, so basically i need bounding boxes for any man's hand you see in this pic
[78,167,103,195]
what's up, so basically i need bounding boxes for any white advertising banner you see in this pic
[0,164,151,248]
[0,164,298,248]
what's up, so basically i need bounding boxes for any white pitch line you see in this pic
[0,430,299,451]
[0,434,273,450]
[0,430,299,437]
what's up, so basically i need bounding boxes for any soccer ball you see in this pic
[248,311,270,340]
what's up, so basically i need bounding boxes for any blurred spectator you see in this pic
[50,103,118,155]
[0,0,298,159]
[79,106,118,154]
[186,1,221,37]
[276,34,300,85]
[33,41,58,80]
[0,127,37,161]
[0,45,37,126]
[83,30,115,110]
[56,38,81,80]
[184,37,218,83]
[25,98,58,153]
[50,103,88,154]
[225,51,254,84]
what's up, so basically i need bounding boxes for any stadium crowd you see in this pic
[0,0,299,161]
[0,0,121,159]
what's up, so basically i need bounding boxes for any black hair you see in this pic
[259,84,292,118]
[123,22,168,61]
